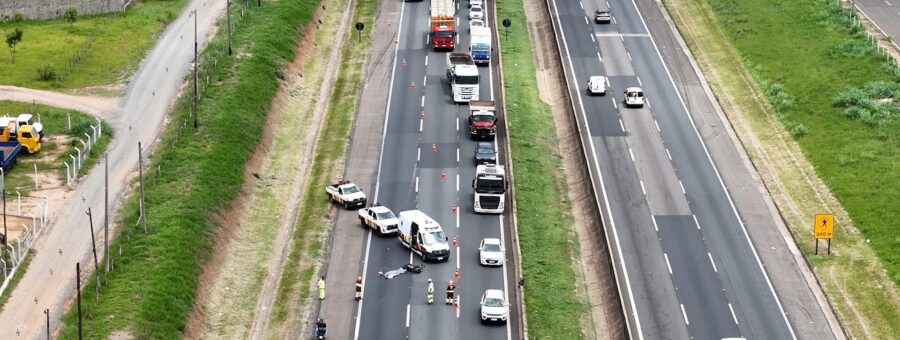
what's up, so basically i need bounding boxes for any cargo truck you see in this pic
[473,164,507,214]
[430,0,456,50]
[0,141,22,172]
[446,53,480,102]
[468,101,497,139]
[469,26,492,65]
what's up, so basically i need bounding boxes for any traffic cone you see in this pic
[420,111,426,120]
[432,144,438,152]
[441,169,447,180]
[401,58,407,66]
[454,269,460,279]
[410,82,415,89]
[452,234,458,247]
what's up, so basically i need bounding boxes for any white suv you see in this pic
[480,289,509,324]
[478,238,505,266]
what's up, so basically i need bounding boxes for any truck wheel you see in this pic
[343,202,351,210]
[359,216,366,226]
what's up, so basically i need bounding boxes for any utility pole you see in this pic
[43,308,49,340]
[139,142,147,234]
[2,168,5,245]
[86,208,101,290]
[227,0,233,55]
[104,155,109,275]
[193,9,199,129]
[76,262,83,340]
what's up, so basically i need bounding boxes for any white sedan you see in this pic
[479,238,505,266]
[469,19,485,33]
[469,5,484,20]
[470,0,484,8]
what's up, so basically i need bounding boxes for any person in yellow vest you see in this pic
[446,280,456,305]
[355,276,363,301]
[318,276,326,300]
[426,278,435,304]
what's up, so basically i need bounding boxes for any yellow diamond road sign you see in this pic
[815,214,834,239]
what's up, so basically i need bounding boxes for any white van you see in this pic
[398,210,451,262]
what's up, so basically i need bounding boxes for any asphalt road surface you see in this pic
[349,1,520,339]
[855,0,900,47]
[548,0,801,339]
[0,1,225,338]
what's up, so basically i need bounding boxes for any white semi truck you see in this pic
[446,52,480,102]
[473,164,507,214]
[398,210,451,262]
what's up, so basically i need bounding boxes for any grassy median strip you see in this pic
[497,0,587,338]
[0,0,187,90]
[270,0,378,327]
[664,0,900,337]
[56,1,316,338]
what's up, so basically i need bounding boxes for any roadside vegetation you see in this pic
[497,0,589,338]
[56,1,317,338]
[270,0,378,329]
[665,0,900,337]
[0,0,187,90]
[0,100,111,193]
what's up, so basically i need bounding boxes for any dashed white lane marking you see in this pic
[628,148,635,162]
[423,75,427,87]
[424,55,428,66]
[692,214,701,230]
[654,120,660,132]
[456,147,460,163]
[620,33,625,42]
[666,148,672,161]
[417,147,421,161]
[580,1,584,9]
[419,118,424,132]
[728,303,739,325]
[421,95,425,107]
[606,1,610,7]
[456,296,461,319]
[646,99,651,109]
[597,51,603,62]
[612,97,618,109]
[627,51,632,61]
[679,180,686,194]
[651,215,659,232]
[456,173,460,191]
[456,117,460,131]
[681,304,690,325]
[612,17,617,25]
[415,176,419,193]
[584,16,589,25]
[886,0,892,6]
[639,180,646,195]
[708,252,718,273]
[406,304,411,327]
[590,33,596,42]
[637,76,642,86]
[456,207,460,228]
[664,253,673,274]
[619,118,625,132]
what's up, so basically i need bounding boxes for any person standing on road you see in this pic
[427,278,435,304]
[318,276,326,300]
[355,276,363,301]
[446,280,455,305]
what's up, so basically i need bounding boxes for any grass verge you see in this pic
[497,0,588,338]
[270,0,378,327]
[664,0,900,337]
[0,0,187,90]
[0,249,34,311]
[0,100,111,193]
[56,1,317,338]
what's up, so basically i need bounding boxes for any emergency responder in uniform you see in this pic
[355,276,363,301]
[318,276,326,300]
[427,278,435,304]
[446,280,456,305]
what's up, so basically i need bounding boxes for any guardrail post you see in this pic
[96,118,102,138]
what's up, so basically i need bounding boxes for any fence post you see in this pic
[75,147,82,170]
[91,125,98,143]
[15,191,20,215]
[65,162,71,186]
[67,112,72,131]
[33,164,37,190]
[79,139,88,156]
[6,244,16,266]
[96,118,102,138]
[70,155,78,176]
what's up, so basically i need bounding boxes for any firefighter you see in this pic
[318,276,326,300]
[355,276,363,301]
[446,280,456,305]
[426,278,435,304]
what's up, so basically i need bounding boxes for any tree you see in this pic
[64,7,78,24]
[6,29,23,64]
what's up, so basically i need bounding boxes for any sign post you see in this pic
[814,213,834,255]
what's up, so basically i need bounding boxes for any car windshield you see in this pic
[422,231,446,245]
[472,114,493,122]
[477,144,494,154]
[472,7,482,13]
[376,211,396,220]
[343,186,360,194]
[484,297,504,307]
[482,243,501,252]
[472,21,483,27]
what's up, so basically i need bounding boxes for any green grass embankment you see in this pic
[271,0,379,326]
[0,0,187,90]
[497,0,588,338]
[56,1,317,338]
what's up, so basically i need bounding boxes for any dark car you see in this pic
[594,10,611,24]
[474,142,497,165]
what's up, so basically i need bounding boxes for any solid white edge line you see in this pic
[729,303,739,325]
[406,304,411,327]
[639,180,646,195]
[681,304,689,325]
[549,0,644,338]
[708,252,718,272]
[663,253,672,274]
[499,215,512,339]
[627,1,797,335]
[679,180,686,194]
[355,2,407,337]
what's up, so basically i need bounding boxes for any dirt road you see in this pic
[0,85,120,122]
[0,1,226,338]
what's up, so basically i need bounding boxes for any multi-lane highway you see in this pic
[351,0,519,339]
[548,0,800,338]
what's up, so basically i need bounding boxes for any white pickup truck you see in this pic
[358,205,400,235]
[325,180,367,209]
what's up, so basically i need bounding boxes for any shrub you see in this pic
[830,40,876,58]
[36,65,56,81]
[13,12,24,23]
[64,7,77,24]
[842,106,866,120]
[863,80,896,98]
[784,120,807,137]
[766,82,793,112]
